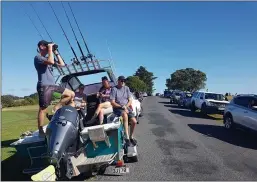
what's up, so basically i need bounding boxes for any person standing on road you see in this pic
[35,40,75,137]
[110,76,137,146]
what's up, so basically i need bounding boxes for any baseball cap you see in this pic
[101,76,108,81]
[118,76,126,81]
[37,40,51,47]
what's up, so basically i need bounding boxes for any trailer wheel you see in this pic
[98,164,108,175]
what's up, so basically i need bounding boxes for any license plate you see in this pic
[218,107,224,110]
[112,166,129,174]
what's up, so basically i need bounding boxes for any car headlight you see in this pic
[208,102,216,107]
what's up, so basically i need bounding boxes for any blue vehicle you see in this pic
[10,60,138,180]
[164,89,172,98]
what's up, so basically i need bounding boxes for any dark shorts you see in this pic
[113,108,135,119]
[37,85,65,108]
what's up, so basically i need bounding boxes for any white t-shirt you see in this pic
[74,92,86,106]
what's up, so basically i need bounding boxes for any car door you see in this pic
[191,92,198,105]
[195,92,203,109]
[198,92,205,109]
[245,97,257,131]
[233,96,252,128]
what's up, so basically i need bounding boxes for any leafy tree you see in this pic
[166,68,207,92]
[1,95,15,107]
[126,76,147,92]
[134,66,157,94]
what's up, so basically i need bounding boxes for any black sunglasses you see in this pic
[119,79,125,82]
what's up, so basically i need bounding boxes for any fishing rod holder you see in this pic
[53,58,113,83]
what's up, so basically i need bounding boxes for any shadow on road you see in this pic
[188,124,257,150]
[158,101,170,104]
[168,109,221,120]
[164,104,181,109]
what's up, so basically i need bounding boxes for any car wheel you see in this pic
[191,102,196,112]
[224,114,234,129]
[178,102,181,107]
[201,103,207,115]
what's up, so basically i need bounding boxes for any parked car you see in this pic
[178,92,192,108]
[191,91,229,115]
[223,94,257,132]
[164,90,172,98]
[142,92,148,97]
[155,93,160,96]
[170,90,182,104]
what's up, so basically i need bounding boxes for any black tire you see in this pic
[191,102,196,112]
[98,164,108,175]
[224,114,234,130]
[201,103,207,115]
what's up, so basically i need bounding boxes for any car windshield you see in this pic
[205,93,224,101]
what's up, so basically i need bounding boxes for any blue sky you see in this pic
[2,1,257,97]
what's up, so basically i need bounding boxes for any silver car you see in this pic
[223,94,257,132]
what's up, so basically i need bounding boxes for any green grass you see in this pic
[1,105,52,180]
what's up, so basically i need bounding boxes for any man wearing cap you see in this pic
[91,76,113,124]
[35,40,75,136]
[110,76,137,146]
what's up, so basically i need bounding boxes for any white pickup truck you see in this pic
[190,91,230,115]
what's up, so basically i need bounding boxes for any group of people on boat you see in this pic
[34,40,138,146]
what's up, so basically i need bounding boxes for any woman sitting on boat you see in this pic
[91,76,113,124]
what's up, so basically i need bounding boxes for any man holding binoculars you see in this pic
[34,40,75,137]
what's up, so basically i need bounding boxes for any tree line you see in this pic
[1,66,156,108]
[1,92,61,108]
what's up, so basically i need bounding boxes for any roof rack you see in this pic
[236,94,257,97]
[52,55,114,83]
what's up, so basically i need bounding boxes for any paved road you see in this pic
[94,96,257,181]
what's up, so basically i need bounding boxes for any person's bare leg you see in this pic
[122,112,129,139]
[53,96,72,111]
[94,103,103,116]
[99,109,104,124]
[38,107,47,136]
[129,117,137,139]
[53,89,75,113]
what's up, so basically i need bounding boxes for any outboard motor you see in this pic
[45,105,80,165]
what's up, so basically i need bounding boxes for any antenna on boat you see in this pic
[106,39,117,75]
[61,2,89,70]
[48,1,82,70]
[67,2,100,69]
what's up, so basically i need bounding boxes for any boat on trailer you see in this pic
[10,58,138,181]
